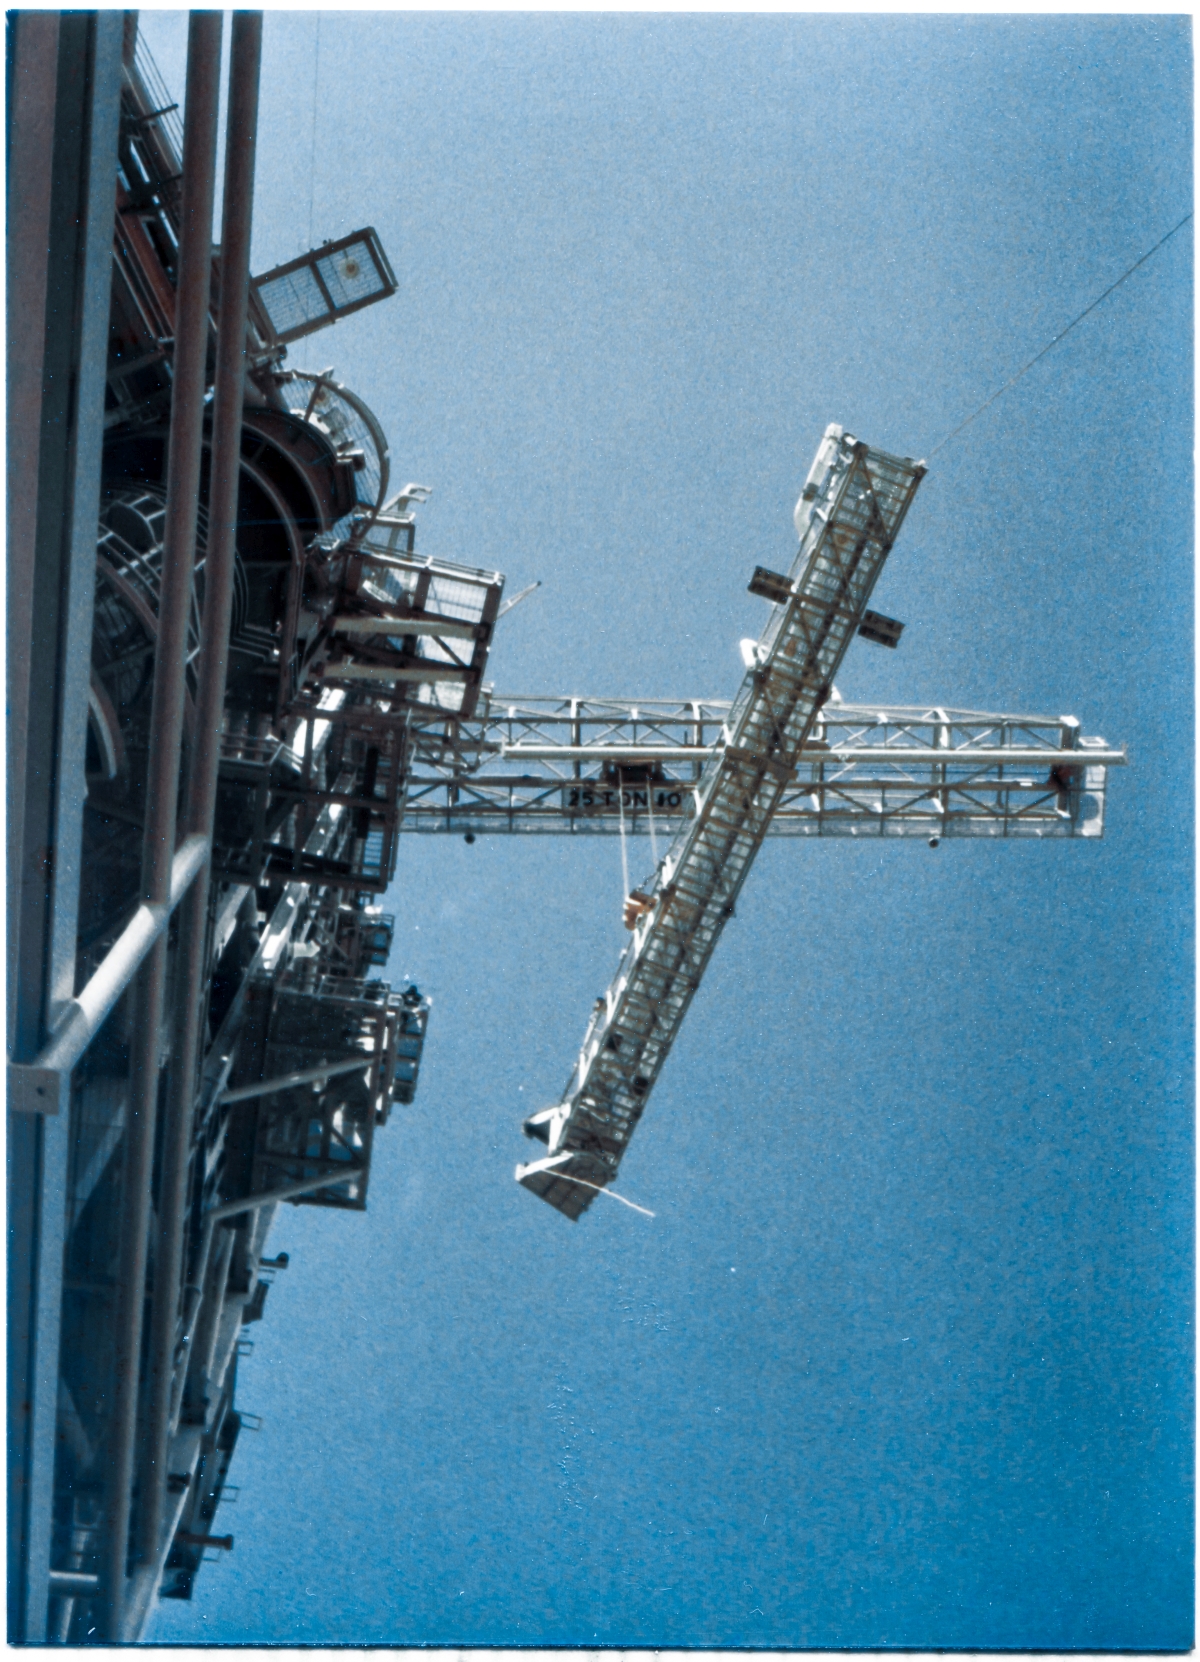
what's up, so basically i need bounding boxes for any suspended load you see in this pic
[516,425,927,1219]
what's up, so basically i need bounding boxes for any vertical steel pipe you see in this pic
[101,13,222,1640]
[191,1227,237,1414]
[139,12,263,1568]
[6,9,60,1047]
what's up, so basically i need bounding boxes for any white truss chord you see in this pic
[515,425,927,1219]
[403,700,1120,841]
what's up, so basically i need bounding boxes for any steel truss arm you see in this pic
[405,699,1120,840]
[516,426,927,1218]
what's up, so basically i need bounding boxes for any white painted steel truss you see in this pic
[514,426,932,1218]
[405,697,1119,841]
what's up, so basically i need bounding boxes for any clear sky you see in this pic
[142,11,1192,1649]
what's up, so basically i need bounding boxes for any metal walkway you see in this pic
[516,426,927,1218]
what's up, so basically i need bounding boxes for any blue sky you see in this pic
[142,12,1192,1648]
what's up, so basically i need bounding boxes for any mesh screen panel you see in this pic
[427,574,486,622]
[256,266,329,337]
[316,242,386,308]
[420,680,468,713]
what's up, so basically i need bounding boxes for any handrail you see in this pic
[282,368,390,544]
[6,833,210,1114]
[495,743,1127,767]
[217,1057,372,1104]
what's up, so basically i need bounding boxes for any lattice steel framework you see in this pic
[9,5,1134,1613]
[515,425,928,1218]
[404,697,1120,840]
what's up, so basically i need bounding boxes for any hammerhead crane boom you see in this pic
[515,425,928,1218]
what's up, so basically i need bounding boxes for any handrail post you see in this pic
[6,835,210,1114]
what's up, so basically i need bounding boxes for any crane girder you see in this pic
[404,700,1120,840]
[515,425,928,1219]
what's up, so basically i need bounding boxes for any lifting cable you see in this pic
[307,14,321,248]
[556,1173,656,1219]
[617,767,630,902]
[929,211,1192,458]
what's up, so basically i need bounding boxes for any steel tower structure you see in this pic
[6,10,1124,1644]
[8,15,474,1641]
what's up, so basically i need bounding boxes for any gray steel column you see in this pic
[6,12,124,1642]
[140,11,264,1568]
[6,9,59,1049]
[101,13,223,1639]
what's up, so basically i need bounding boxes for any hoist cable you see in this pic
[307,14,320,248]
[618,768,630,903]
[555,1173,655,1219]
[929,211,1192,459]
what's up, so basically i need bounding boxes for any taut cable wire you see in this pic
[556,1174,655,1218]
[929,213,1192,459]
[618,768,630,903]
[307,14,320,248]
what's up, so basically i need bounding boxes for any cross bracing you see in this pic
[10,4,1143,1635]
[515,426,930,1218]
[404,699,1120,839]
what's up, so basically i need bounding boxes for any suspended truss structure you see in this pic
[406,698,1119,840]
[515,426,932,1217]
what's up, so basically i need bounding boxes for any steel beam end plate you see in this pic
[7,1063,66,1115]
